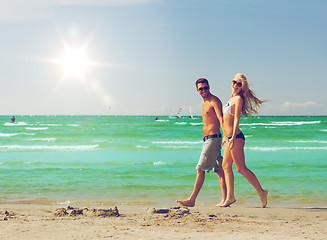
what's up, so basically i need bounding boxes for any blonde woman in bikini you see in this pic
[221,73,268,208]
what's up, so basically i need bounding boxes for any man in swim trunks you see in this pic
[177,78,227,207]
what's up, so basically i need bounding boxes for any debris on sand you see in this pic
[53,206,119,218]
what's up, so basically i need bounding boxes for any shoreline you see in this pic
[1,197,326,209]
[0,204,326,240]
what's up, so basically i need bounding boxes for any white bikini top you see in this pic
[223,100,234,116]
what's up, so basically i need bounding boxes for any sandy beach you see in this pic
[0,204,326,240]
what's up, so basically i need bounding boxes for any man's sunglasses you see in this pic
[232,80,242,87]
[198,86,209,91]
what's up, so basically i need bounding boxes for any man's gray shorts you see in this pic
[196,135,223,172]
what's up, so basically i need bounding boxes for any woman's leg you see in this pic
[221,146,236,207]
[230,139,268,208]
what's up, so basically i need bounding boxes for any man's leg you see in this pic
[215,169,227,206]
[176,170,205,207]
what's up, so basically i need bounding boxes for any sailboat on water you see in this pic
[189,106,194,119]
[176,107,182,119]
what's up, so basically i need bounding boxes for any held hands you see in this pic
[222,137,228,147]
[222,136,235,149]
[228,137,235,149]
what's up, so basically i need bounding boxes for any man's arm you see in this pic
[212,97,227,139]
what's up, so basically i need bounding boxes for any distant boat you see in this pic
[176,107,182,119]
[189,106,194,119]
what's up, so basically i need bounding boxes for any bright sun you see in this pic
[59,47,90,78]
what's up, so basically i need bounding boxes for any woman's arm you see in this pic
[229,96,243,149]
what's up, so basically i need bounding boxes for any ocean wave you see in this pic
[66,124,80,127]
[153,161,168,165]
[190,123,203,126]
[0,132,36,137]
[160,145,198,149]
[241,121,321,127]
[288,140,327,144]
[246,146,327,151]
[38,124,63,127]
[151,140,202,145]
[175,122,187,125]
[136,145,150,149]
[25,127,48,130]
[4,122,28,126]
[29,138,56,142]
[0,144,99,151]
[0,133,19,137]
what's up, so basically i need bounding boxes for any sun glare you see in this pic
[60,48,89,78]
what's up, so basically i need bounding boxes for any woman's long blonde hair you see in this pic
[234,73,265,116]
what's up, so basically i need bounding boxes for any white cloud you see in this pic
[260,101,326,116]
[281,101,323,112]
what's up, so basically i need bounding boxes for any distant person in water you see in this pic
[221,73,268,208]
[177,78,227,207]
[11,116,15,123]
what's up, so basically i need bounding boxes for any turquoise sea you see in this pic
[0,115,326,207]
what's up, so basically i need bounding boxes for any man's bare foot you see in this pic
[176,199,195,207]
[261,190,268,208]
[220,198,236,207]
[215,199,225,207]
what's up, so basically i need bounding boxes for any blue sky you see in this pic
[1,0,326,116]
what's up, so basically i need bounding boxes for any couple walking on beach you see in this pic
[177,74,268,208]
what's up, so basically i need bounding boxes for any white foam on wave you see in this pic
[0,133,19,137]
[29,138,56,142]
[175,122,187,125]
[4,122,28,126]
[136,145,149,149]
[25,127,48,131]
[66,124,79,127]
[0,132,36,137]
[156,120,169,122]
[241,121,321,127]
[153,161,168,165]
[190,123,203,126]
[246,146,327,151]
[0,144,99,151]
[57,201,71,205]
[39,124,63,127]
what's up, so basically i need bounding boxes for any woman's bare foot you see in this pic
[221,198,236,207]
[176,199,195,207]
[260,190,268,208]
[215,199,225,207]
